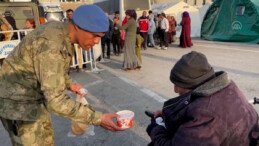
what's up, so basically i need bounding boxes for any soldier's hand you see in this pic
[69,84,86,97]
[100,113,126,132]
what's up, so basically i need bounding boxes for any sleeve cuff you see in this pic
[90,111,103,126]
[66,80,75,89]
[150,125,167,138]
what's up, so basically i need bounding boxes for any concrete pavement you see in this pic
[0,67,164,146]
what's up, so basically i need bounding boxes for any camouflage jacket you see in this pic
[0,21,102,125]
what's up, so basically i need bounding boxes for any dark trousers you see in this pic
[167,32,172,44]
[101,39,111,58]
[160,29,168,47]
[140,32,148,49]
[112,35,121,55]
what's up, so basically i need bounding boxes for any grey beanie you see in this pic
[170,51,215,89]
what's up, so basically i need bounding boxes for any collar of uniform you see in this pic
[63,23,74,57]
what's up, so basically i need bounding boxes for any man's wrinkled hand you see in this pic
[69,84,85,97]
[100,113,126,132]
[154,110,162,118]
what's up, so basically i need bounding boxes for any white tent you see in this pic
[198,2,212,22]
[152,1,201,37]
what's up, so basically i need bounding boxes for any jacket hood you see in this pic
[192,71,231,97]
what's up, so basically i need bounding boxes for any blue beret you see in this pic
[72,5,108,33]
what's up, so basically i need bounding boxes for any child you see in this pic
[112,18,121,56]
[136,27,144,65]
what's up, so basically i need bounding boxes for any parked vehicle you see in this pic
[0,1,43,59]
[39,2,64,22]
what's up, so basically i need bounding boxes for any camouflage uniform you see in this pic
[0,21,102,145]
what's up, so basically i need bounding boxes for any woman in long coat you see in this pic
[171,16,177,42]
[116,9,141,71]
[179,11,193,48]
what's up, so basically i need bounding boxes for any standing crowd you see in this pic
[100,10,194,72]
[0,8,194,72]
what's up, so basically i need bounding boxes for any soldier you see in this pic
[0,5,125,146]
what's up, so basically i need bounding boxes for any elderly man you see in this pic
[146,51,259,145]
[0,5,124,146]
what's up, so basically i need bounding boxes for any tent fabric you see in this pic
[251,0,259,14]
[201,0,259,43]
[152,1,201,37]
[198,2,212,22]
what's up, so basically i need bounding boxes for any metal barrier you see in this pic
[0,29,102,72]
[71,44,93,70]
[0,29,32,59]
[71,42,103,73]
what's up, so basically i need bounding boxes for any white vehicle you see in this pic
[38,2,64,22]
[0,2,41,59]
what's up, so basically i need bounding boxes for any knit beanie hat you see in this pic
[170,51,215,89]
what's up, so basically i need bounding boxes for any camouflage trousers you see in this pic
[0,104,55,146]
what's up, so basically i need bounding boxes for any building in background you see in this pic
[151,0,214,6]
[38,0,93,14]
[94,0,151,20]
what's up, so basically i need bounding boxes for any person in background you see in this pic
[114,11,124,53]
[0,28,5,66]
[138,11,149,50]
[159,13,169,50]
[0,18,12,41]
[179,11,193,48]
[101,13,114,59]
[146,51,259,146]
[115,9,141,71]
[25,18,35,29]
[148,10,154,21]
[154,14,161,46]
[148,14,156,48]
[0,5,124,145]
[167,15,172,44]
[0,33,5,41]
[135,27,144,65]
[121,16,128,52]
[114,11,120,21]
[1,11,18,40]
[64,9,73,23]
[171,16,177,43]
[20,18,35,40]
[112,17,121,56]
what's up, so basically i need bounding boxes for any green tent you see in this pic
[201,0,259,43]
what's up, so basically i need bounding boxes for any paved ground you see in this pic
[1,39,259,145]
